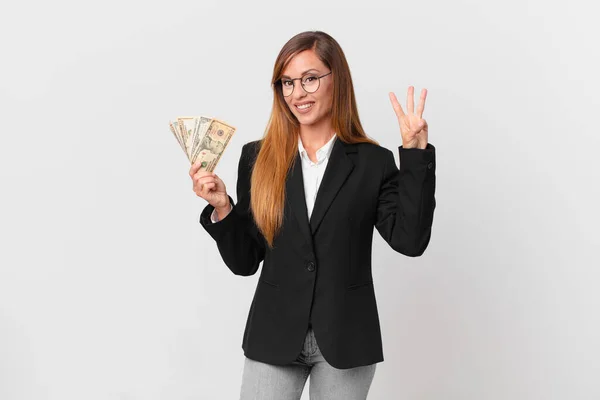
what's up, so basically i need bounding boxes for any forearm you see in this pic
[376,143,436,256]
[200,195,266,276]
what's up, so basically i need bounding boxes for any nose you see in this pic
[292,79,308,101]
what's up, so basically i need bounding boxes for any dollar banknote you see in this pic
[176,116,197,157]
[168,116,236,171]
[188,116,212,161]
[168,121,188,160]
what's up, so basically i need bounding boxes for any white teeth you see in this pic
[296,103,314,110]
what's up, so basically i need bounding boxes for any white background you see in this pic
[1,0,598,399]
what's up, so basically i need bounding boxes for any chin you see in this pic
[296,113,320,126]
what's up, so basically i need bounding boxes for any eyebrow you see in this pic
[281,69,319,78]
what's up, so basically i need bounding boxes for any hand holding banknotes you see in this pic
[189,162,231,216]
[169,115,236,219]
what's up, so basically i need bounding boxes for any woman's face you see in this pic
[281,49,334,127]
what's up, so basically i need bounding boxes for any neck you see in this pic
[298,116,335,151]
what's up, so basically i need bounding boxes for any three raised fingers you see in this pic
[389,87,428,119]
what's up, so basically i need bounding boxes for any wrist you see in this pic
[215,199,231,218]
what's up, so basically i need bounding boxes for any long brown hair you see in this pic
[251,31,378,248]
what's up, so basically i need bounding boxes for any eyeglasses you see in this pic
[279,71,332,97]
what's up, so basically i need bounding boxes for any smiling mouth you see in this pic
[295,102,314,110]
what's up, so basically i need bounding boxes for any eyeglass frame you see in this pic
[278,71,333,97]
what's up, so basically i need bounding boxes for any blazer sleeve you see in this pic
[198,142,266,276]
[375,142,436,257]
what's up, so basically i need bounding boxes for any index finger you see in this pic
[389,92,405,118]
[189,161,203,177]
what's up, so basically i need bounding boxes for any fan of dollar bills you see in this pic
[168,116,236,172]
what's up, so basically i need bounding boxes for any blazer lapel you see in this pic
[286,137,357,245]
[286,150,313,247]
[309,138,356,235]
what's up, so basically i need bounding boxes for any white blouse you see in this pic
[210,134,337,223]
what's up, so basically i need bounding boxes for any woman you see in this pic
[190,31,436,399]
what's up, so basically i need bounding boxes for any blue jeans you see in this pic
[240,327,377,399]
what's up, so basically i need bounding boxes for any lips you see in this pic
[295,101,315,111]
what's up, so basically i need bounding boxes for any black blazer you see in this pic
[199,137,436,369]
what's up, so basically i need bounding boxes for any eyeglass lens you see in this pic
[281,74,321,97]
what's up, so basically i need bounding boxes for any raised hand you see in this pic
[389,86,429,149]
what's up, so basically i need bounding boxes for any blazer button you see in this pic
[428,162,433,169]
[306,261,315,272]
